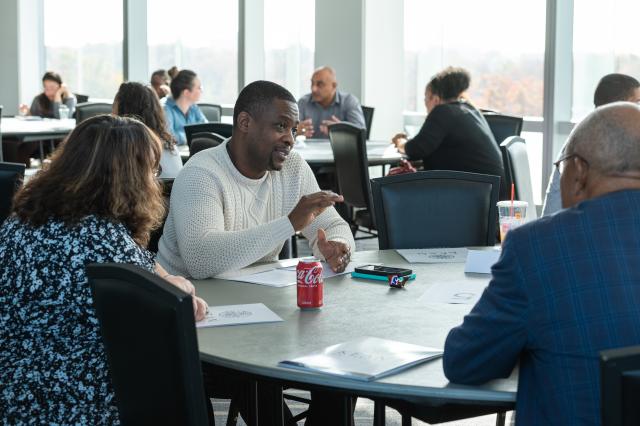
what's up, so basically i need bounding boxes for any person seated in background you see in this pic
[442,102,640,425]
[150,69,171,99]
[0,115,207,424]
[542,72,640,216]
[163,69,207,145]
[391,66,506,197]
[19,71,77,119]
[157,80,355,279]
[296,66,366,139]
[113,81,183,178]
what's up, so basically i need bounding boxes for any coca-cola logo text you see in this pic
[297,266,322,285]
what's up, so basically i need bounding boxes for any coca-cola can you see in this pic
[296,258,323,309]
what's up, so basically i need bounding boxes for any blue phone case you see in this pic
[351,272,416,282]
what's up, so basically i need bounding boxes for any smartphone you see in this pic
[354,265,412,277]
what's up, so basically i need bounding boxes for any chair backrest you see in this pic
[371,170,499,249]
[500,136,537,222]
[87,263,209,426]
[600,345,640,426]
[184,122,232,147]
[483,112,523,145]
[361,105,374,140]
[0,162,25,224]
[189,133,224,158]
[74,102,113,123]
[197,103,222,122]
[328,122,373,211]
[147,178,174,253]
[74,93,89,103]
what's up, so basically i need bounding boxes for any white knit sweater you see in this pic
[157,141,355,279]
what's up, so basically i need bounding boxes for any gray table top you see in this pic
[1,117,75,140]
[194,249,517,407]
[293,139,403,166]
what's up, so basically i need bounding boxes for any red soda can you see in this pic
[296,259,323,309]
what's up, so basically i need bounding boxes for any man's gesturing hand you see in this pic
[317,228,351,272]
[288,191,344,232]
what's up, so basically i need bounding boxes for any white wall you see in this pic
[0,0,43,115]
[315,0,364,100]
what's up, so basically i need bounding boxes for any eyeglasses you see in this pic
[154,164,163,177]
[553,153,589,175]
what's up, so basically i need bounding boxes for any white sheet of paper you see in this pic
[419,279,490,305]
[396,248,468,264]
[224,261,356,287]
[463,249,501,274]
[196,303,283,328]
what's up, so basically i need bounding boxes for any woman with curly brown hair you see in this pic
[0,115,207,424]
[113,81,184,178]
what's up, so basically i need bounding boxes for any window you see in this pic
[264,0,315,100]
[572,0,640,120]
[43,0,123,99]
[403,0,546,117]
[147,0,238,105]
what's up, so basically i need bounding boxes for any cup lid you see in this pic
[497,200,528,207]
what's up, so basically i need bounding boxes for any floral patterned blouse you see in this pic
[0,215,155,425]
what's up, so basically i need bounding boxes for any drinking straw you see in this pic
[510,183,515,217]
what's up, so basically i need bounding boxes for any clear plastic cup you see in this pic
[58,105,70,120]
[497,200,528,243]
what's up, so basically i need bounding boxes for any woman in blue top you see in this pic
[163,69,207,145]
[0,115,207,424]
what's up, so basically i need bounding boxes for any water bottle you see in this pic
[58,104,69,120]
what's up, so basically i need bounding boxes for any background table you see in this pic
[293,139,403,167]
[194,249,516,423]
[1,117,75,163]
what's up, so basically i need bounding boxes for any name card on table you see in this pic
[463,249,501,274]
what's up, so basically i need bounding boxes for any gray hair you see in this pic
[566,102,640,175]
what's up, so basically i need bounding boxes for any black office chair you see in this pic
[147,178,174,253]
[361,105,374,140]
[74,102,113,123]
[600,345,640,426]
[0,162,25,224]
[197,103,223,122]
[328,122,376,238]
[74,93,89,104]
[189,132,225,159]
[483,112,523,145]
[500,136,537,222]
[185,123,233,147]
[371,171,500,249]
[0,105,3,162]
[87,263,212,426]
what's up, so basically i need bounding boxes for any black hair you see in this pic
[170,69,197,100]
[593,73,640,107]
[37,71,64,118]
[427,67,471,100]
[233,80,296,128]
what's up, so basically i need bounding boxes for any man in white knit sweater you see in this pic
[157,80,355,280]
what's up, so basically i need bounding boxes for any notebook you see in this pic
[279,337,443,381]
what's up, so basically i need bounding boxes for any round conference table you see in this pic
[194,249,516,425]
